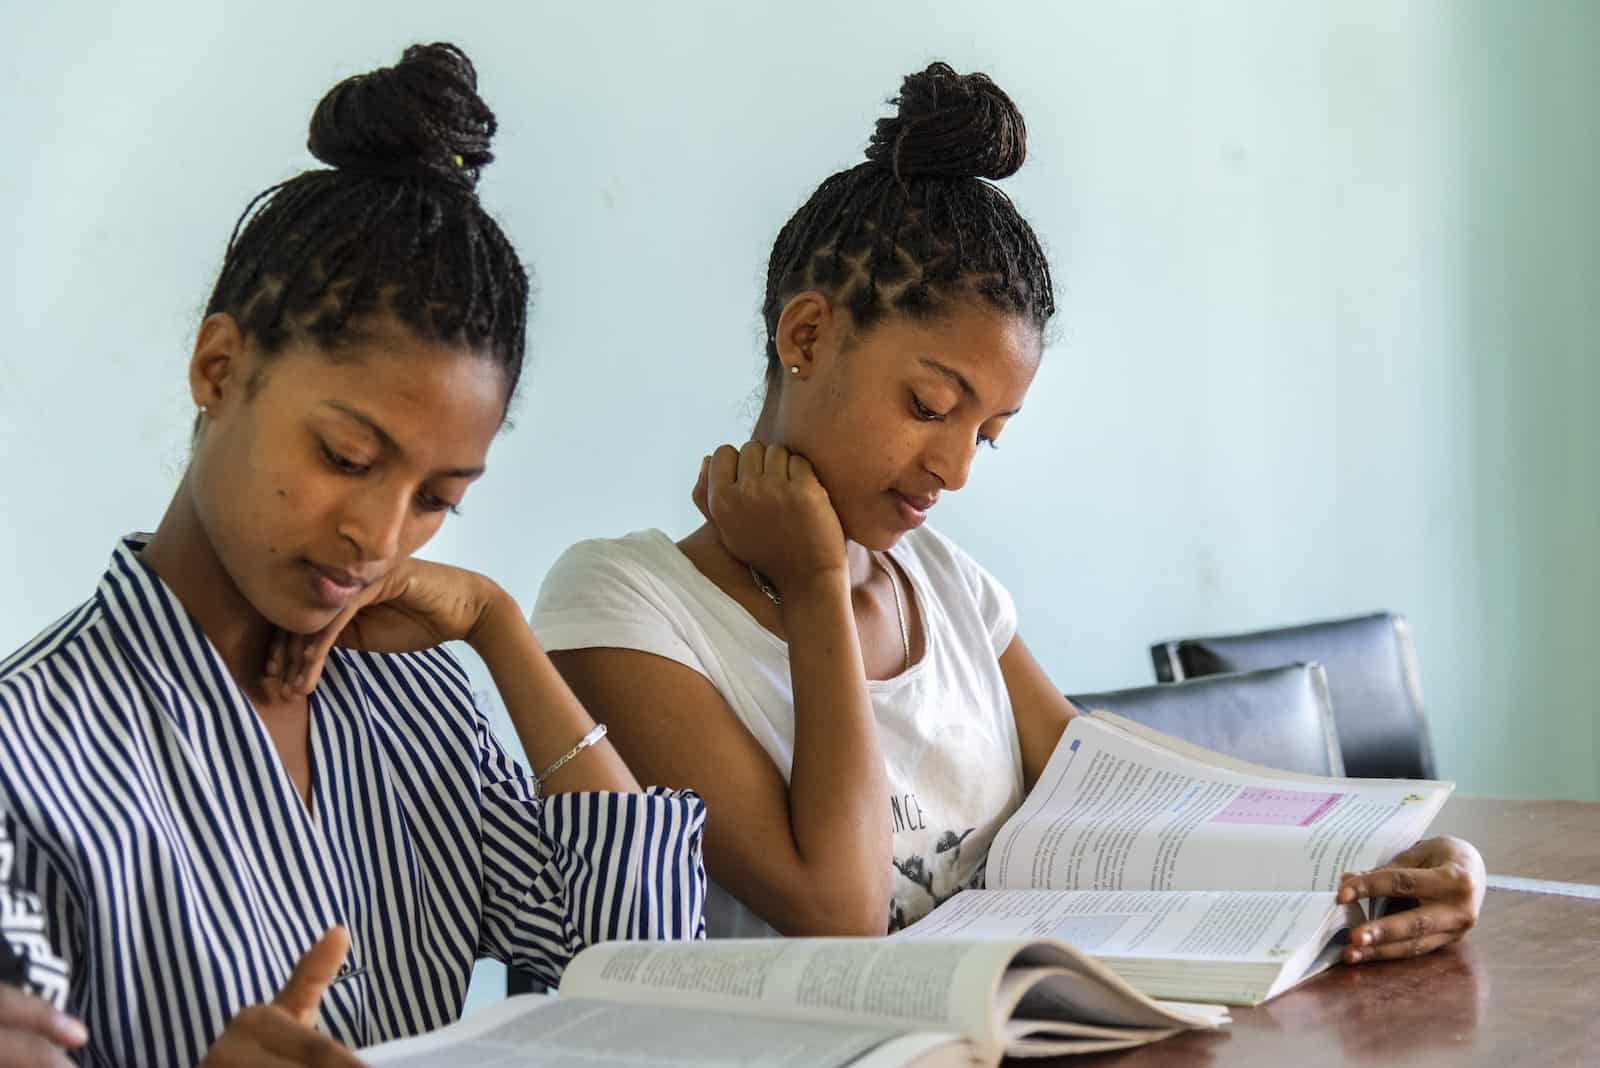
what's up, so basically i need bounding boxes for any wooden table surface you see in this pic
[1014,797,1600,1068]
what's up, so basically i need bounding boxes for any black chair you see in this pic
[1070,663,1344,777]
[1150,612,1436,780]
[507,967,546,996]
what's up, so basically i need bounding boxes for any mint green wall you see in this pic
[1421,1,1599,800]
[1,0,1593,813]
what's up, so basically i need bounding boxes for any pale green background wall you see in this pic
[2,0,1594,838]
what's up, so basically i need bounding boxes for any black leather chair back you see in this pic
[1150,612,1436,779]
[1070,663,1344,777]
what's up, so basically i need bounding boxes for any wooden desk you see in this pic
[1019,798,1600,1067]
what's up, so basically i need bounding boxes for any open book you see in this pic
[896,711,1454,1005]
[363,936,1228,1066]
[363,713,1450,1065]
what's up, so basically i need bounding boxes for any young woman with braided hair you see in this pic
[534,62,1483,948]
[0,44,705,1068]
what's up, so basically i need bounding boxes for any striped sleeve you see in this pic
[473,720,707,987]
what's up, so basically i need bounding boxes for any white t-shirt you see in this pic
[532,526,1025,935]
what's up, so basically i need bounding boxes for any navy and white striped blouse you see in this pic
[0,535,707,1067]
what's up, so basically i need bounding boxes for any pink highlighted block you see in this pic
[1212,787,1344,827]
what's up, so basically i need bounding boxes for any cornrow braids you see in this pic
[761,62,1054,392]
[204,43,529,408]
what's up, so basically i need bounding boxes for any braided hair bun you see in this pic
[307,42,495,192]
[864,62,1027,182]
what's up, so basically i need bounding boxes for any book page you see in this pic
[987,714,1451,893]
[898,889,1342,964]
[557,939,1010,1050]
[362,994,940,1068]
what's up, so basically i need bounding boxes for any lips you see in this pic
[308,562,365,591]
[304,560,370,608]
[889,490,937,529]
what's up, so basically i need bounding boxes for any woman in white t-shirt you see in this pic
[533,63,1484,953]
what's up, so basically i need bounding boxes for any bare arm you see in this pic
[469,592,641,796]
[551,634,890,936]
[272,560,641,797]
[547,440,892,936]
[997,634,1080,790]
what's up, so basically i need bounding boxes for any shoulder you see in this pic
[0,597,112,716]
[896,526,1001,598]
[895,526,1018,654]
[534,529,702,625]
[540,531,679,593]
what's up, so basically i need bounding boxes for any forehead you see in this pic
[269,322,507,458]
[871,306,1041,398]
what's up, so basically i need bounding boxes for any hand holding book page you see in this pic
[896,889,1364,1006]
[363,938,1227,1067]
[985,712,1454,895]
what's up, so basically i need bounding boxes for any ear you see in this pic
[188,313,250,413]
[773,291,840,380]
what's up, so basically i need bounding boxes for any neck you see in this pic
[843,540,876,589]
[141,476,277,700]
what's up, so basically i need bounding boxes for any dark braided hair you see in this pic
[205,43,528,410]
[761,62,1054,394]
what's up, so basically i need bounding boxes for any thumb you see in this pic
[692,456,712,523]
[293,586,375,695]
[275,926,350,1027]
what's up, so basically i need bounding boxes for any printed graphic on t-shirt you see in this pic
[888,825,985,933]
[0,820,70,1008]
[885,787,993,933]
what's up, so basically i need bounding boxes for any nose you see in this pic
[925,427,977,493]
[338,480,409,564]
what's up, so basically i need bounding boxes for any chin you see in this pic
[841,518,908,553]
[250,584,339,637]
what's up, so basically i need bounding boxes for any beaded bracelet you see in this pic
[534,723,608,786]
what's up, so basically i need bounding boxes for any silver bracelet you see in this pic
[534,723,608,786]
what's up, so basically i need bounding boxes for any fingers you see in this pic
[786,452,815,483]
[1337,864,1467,905]
[691,456,711,522]
[209,1005,367,1068]
[1353,899,1475,948]
[763,443,790,480]
[274,927,350,1027]
[0,1029,77,1068]
[1345,930,1460,964]
[736,441,766,482]
[265,631,290,701]
[0,984,86,1052]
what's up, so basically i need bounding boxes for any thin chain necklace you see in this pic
[748,554,911,673]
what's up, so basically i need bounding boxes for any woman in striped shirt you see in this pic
[0,44,706,1068]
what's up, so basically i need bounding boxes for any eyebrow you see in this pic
[918,357,1023,417]
[323,401,486,478]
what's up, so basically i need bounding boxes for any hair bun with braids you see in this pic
[864,61,1027,182]
[307,42,496,193]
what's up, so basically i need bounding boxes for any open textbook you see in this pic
[897,711,1454,1005]
[363,937,1229,1066]
[363,712,1450,1065]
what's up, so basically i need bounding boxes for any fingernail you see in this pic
[1348,949,1362,963]
[57,1013,88,1045]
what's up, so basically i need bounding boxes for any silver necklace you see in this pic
[749,554,911,672]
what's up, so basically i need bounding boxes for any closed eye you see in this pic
[911,394,948,422]
[320,441,370,475]
[416,493,462,517]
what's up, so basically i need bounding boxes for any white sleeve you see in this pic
[531,541,707,675]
